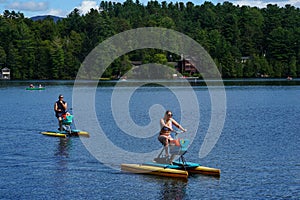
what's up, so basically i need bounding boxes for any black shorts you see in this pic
[55,112,64,118]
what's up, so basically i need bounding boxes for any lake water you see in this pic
[0,80,299,199]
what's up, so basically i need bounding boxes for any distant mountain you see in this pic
[30,15,64,22]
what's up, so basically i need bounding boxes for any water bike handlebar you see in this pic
[172,129,187,137]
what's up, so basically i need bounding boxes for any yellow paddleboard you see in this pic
[41,131,89,138]
[121,163,188,179]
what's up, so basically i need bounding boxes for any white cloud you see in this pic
[47,9,66,17]
[6,1,48,11]
[229,0,300,8]
[77,0,98,15]
[294,2,300,8]
[288,0,300,7]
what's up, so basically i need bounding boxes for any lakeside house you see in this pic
[0,67,10,79]
[124,55,255,79]
[176,57,198,75]
[241,56,250,63]
[129,59,199,78]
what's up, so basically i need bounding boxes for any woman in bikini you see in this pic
[158,110,186,157]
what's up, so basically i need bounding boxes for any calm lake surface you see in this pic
[0,79,299,199]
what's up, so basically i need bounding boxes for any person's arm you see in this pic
[171,119,186,132]
[160,118,173,131]
[62,101,67,110]
[54,102,58,112]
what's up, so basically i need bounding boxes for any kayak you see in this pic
[26,87,45,90]
[41,130,89,138]
[121,161,220,178]
[121,164,188,179]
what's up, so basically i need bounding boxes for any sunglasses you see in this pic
[167,114,173,117]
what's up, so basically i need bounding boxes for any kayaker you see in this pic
[158,110,186,158]
[54,94,67,131]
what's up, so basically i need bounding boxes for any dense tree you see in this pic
[0,2,299,79]
[49,37,65,79]
[0,46,6,65]
[34,40,51,79]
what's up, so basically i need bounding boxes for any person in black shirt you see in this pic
[54,94,67,131]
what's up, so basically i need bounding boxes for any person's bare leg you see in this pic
[58,117,63,131]
[169,154,176,164]
[164,145,169,157]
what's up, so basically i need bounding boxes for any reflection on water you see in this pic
[54,138,72,175]
[141,175,188,200]
[55,138,72,158]
[159,179,187,200]
[51,138,72,197]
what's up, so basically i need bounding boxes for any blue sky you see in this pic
[0,0,299,18]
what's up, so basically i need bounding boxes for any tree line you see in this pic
[0,0,300,79]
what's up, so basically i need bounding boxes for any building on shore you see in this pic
[176,56,198,76]
[0,67,10,80]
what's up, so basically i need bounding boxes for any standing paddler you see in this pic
[54,94,67,131]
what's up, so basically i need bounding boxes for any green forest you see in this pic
[0,0,300,79]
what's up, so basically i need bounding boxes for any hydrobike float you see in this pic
[41,113,89,138]
[121,132,220,179]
